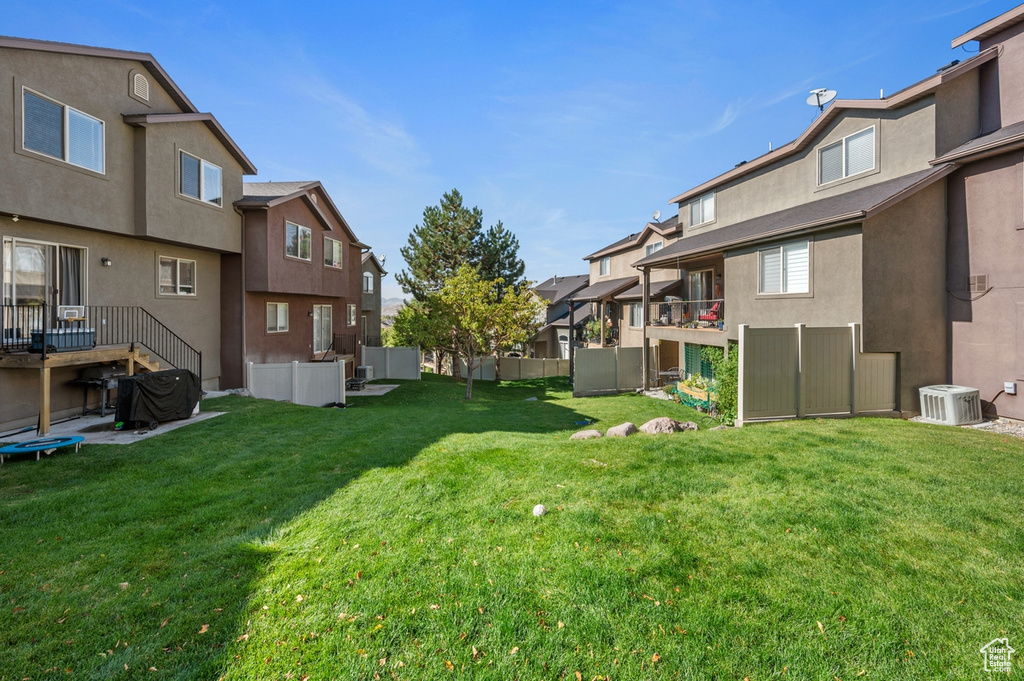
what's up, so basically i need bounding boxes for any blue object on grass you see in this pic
[0,436,84,464]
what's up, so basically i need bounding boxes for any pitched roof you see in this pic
[583,214,681,260]
[570,276,638,301]
[362,251,388,275]
[236,181,368,248]
[534,274,590,303]
[537,308,591,334]
[0,36,256,175]
[952,4,1024,47]
[614,278,685,301]
[636,165,955,268]
[666,47,996,207]
[122,113,256,174]
[932,119,1024,164]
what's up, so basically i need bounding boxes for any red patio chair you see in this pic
[698,301,721,326]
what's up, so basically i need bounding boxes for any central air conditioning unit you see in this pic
[356,365,373,380]
[918,385,983,426]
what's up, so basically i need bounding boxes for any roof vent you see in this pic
[937,59,960,73]
[133,73,150,101]
[309,193,318,204]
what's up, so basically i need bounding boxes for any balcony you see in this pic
[647,299,724,331]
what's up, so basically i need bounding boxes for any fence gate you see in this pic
[738,323,897,424]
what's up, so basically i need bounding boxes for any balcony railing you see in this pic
[333,333,357,355]
[1,303,202,376]
[648,299,725,330]
[363,335,382,348]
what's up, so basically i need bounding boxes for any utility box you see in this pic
[356,365,374,380]
[918,385,982,426]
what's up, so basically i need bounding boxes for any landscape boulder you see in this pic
[570,429,604,440]
[606,422,638,437]
[639,417,698,434]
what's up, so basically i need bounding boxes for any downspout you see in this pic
[568,298,575,384]
[233,204,248,389]
[642,266,650,391]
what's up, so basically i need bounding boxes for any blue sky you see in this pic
[5,0,1008,299]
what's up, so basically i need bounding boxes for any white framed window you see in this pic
[286,222,312,261]
[266,302,289,333]
[313,305,332,354]
[347,303,357,326]
[324,237,344,269]
[363,272,374,292]
[158,256,196,296]
[689,192,715,227]
[645,241,663,257]
[179,151,222,206]
[22,88,104,173]
[758,241,809,294]
[599,257,610,276]
[819,126,874,185]
[628,302,643,328]
[3,238,88,307]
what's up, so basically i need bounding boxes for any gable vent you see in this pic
[309,193,318,204]
[133,73,150,101]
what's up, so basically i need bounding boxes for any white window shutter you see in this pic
[783,242,809,293]
[819,142,843,184]
[845,127,874,177]
[760,248,781,293]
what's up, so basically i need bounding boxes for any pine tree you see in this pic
[396,189,483,302]
[478,221,526,297]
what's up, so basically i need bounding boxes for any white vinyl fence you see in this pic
[738,323,897,424]
[573,346,656,397]
[362,346,421,380]
[458,357,570,381]
[247,361,346,406]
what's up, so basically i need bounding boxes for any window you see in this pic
[819,126,874,185]
[628,302,643,328]
[179,151,222,206]
[363,272,374,292]
[347,303,357,326]
[324,237,344,269]
[158,256,196,296]
[599,257,610,276]
[689,192,715,227]
[266,302,289,333]
[286,222,312,261]
[645,241,663,257]
[3,238,87,307]
[313,305,332,354]
[23,89,104,173]
[759,241,809,294]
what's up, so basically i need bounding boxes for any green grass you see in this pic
[1,374,1022,679]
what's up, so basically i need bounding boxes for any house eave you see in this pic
[122,113,258,175]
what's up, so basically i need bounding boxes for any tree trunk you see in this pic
[451,348,462,381]
[465,354,475,399]
[494,354,501,382]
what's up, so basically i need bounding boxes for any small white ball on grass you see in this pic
[533,504,547,517]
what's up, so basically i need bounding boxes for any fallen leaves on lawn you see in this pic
[198,624,209,634]
[444,660,454,670]
[817,621,824,634]
[510,646,519,656]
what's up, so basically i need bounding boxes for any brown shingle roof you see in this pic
[571,276,638,301]
[932,119,1024,164]
[534,274,589,303]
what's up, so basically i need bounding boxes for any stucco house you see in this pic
[530,274,589,359]
[225,181,367,387]
[361,251,387,348]
[0,36,256,433]
[631,12,1014,415]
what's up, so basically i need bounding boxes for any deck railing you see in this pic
[1,303,201,377]
[333,333,357,356]
[647,299,725,330]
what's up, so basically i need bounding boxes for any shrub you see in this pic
[703,344,738,424]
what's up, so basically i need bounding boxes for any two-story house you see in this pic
[531,274,589,359]
[0,36,256,433]
[634,38,996,414]
[361,252,386,348]
[223,181,367,387]
[578,216,685,362]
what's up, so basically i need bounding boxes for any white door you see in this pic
[313,305,332,354]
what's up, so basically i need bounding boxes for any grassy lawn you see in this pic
[1,374,1022,679]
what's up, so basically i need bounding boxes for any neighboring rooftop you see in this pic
[952,3,1024,47]
[932,119,1024,164]
[584,214,681,260]
[236,181,368,248]
[239,181,319,202]
[534,274,589,303]
[571,276,638,301]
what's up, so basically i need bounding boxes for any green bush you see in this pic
[702,344,738,424]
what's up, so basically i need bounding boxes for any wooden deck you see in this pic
[0,345,160,434]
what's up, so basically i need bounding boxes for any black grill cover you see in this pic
[115,369,200,424]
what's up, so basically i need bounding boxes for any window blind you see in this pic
[201,161,222,205]
[783,242,809,293]
[760,248,782,293]
[845,127,874,177]
[24,91,63,159]
[819,141,843,184]
[68,109,103,172]
[180,154,200,198]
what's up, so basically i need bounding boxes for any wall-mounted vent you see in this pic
[309,193,318,204]
[133,73,150,101]
[969,274,989,292]
[918,385,982,426]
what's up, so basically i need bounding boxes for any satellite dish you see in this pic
[807,88,837,112]
[652,210,661,222]
[379,253,387,265]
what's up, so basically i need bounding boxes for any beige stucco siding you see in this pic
[589,231,682,282]
[725,226,863,335]
[678,100,939,232]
